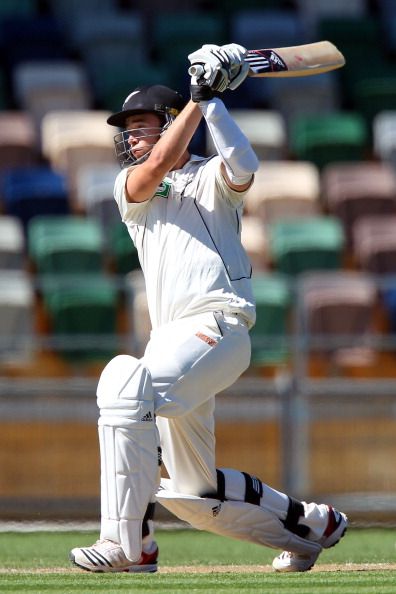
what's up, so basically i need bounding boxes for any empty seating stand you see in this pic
[0,215,25,269]
[2,167,70,230]
[245,161,321,225]
[40,273,119,362]
[250,272,291,368]
[27,215,104,275]
[296,270,379,376]
[290,112,369,169]
[0,269,35,362]
[322,161,396,248]
[206,110,287,161]
[352,215,396,275]
[268,216,345,275]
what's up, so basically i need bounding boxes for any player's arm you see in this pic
[188,44,259,191]
[125,101,202,203]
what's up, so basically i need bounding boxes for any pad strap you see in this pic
[242,472,263,505]
[283,496,310,538]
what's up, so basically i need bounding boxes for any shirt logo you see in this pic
[154,180,171,199]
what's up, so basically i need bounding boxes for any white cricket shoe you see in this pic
[70,539,158,573]
[272,505,348,573]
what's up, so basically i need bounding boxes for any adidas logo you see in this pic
[141,411,153,422]
[212,504,222,517]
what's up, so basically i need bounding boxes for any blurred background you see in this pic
[1,0,396,528]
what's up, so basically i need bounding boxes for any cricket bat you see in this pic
[189,41,345,79]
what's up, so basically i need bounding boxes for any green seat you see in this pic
[0,0,37,18]
[290,113,368,169]
[352,76,396,126]
[317,16,385,104]
[110,222,140,275]
[28,215,104,274]
[268,216,345,275]
[41,273,119,362]
[250,273,291,365]
[153,12,227,87]
[99,63,172,112]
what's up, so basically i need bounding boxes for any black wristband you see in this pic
[190,84,220,103]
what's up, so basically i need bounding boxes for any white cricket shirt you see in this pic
[114,154,256,330]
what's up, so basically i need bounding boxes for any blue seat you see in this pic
[2,167,70,229]
[0,17,70,72]
[230,9,306,51]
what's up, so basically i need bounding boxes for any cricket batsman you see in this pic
[70,43,347,573]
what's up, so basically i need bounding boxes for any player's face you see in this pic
[125,113,163,160]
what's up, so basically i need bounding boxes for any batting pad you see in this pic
[97,355,160,562]
[157,481,322,556]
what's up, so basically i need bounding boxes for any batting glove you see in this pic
[188,43,249,101]
[219,43,250,90]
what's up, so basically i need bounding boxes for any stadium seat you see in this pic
[75,163,120,232]
[375,0,396,54]
[41,111,114,165]
[40,273,119,362]
[206,110,287,161]
[245,161,321,225]
[373,111,396,170]
[295,0,368,38]
[27,215,104,275]
[0,16,70,73]
[95,62,173,113]
[108,222,140,275]
[268,215,345,275]
[46,0,118,45]
[267,73,342,132]
[352,215,396,275]
[0,0,38,19]
[322,162,396,247]
[13,60,93,130]
[152,11,227,92]
[351,76,396,126]
[2,167,70,230]
[229,9,306,53]
[289,112,369,169]
[296,270,378,374]
[0,68,9,110]
[249,272,291,366]
[41,110,116,204]
[0,216,25,270]
[0,269,34,361]
[0,112,38,177]
[73,13,147,104]
[317,15,385,104]
[240,215,268,273]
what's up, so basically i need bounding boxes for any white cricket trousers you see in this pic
[142,311,251,498]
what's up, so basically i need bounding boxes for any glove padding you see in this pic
[188,43,249,94]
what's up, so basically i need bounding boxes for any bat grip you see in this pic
[188,64,204,77]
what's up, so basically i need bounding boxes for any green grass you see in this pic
[0,528,395,593]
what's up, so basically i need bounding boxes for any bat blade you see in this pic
[245,41,345,78]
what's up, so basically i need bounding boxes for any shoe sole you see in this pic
[273,518,348,573]
[69,552,158,573]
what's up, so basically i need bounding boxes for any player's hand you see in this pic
[219,43,249,90]
[188,43,249,102]
[188,44,230,97]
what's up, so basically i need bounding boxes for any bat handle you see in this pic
[188,64,204,78]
